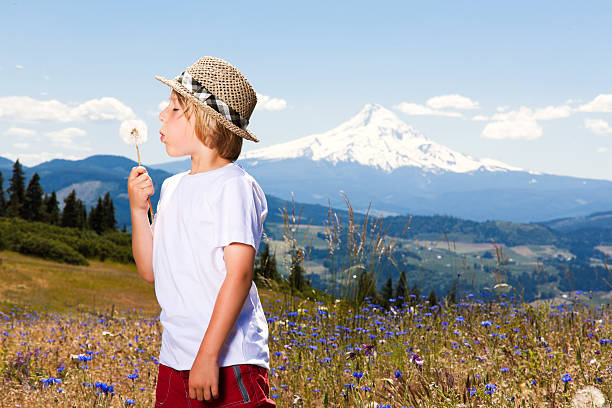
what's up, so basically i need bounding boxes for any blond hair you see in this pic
[172,90,243,161]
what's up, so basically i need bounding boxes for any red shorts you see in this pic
[155,363,276,408]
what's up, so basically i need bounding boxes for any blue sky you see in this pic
[1,0,611,180]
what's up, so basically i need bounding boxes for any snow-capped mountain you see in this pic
[149,104,612,222]
[243,104,523,174]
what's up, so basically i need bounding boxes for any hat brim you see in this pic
[155,75,259,143]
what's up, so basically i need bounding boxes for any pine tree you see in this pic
[61,190,79,228]
[288,244,305,291]
[446,281,457,305]
[409,283,421,305]
[355,271,378,306]
[88,196,104,234]
[77,199,87,230]
[43,191,60,225]
[395,270,407,307]
[381,276,394,308]
[23,173,44,221]
[6,159,26,218]
[427,289,437,307]
[254,242,279,285]
[0,171,6,216]
[101,192,116,231]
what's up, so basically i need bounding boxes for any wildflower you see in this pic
[561,373,572,383]
[127,373,138,380]
[394,370,402,378]
[353,372,364,379]
[501,367,509,373]
[455,316,465,322]
[410,354,424,366]
[485,383,496,395]
[125,398,136,405]
[481,321,492,327]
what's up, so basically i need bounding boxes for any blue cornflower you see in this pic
[481,321,492,327]
[395,370,402,378]
[125,398,136,405]
[353,372,363,379]
[485,384,496,394]
[561,374,572,383]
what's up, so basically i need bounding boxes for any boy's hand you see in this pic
[189,354,219,402]
[127,166,154,214]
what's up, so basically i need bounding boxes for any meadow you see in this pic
[1,285,611,407]
[1,198,611,407]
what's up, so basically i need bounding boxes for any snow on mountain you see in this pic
[242,104,523,174]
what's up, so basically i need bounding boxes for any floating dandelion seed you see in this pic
[120,119,154,219]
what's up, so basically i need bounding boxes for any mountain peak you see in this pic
[242,104,522,174]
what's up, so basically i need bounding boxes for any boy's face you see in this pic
[158,91,203,157]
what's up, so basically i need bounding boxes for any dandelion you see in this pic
[120,118,153,219]
[571,386,606,408]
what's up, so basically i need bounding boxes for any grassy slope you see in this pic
[0,250,291,316]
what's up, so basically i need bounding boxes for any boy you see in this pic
[127,56,275,407]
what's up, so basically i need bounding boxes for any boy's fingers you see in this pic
[203,386,211,401]
[189,386,196,400]
[211,382,219,399]
[128,166,148,180]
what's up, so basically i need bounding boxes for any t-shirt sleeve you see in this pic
[213,176,267,252]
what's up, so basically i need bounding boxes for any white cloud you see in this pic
[597,147,609,153]
[532,105,572,120]
[496,106,510,112]
[565,98,582,104]
[12,142,29,149]
[0,96,136,123]
[426,94,479,110]
[394,102,462,118]
[472,115,488,121]
[158,100,169,111]
[3,127,37,137]
[255,93,287,111]
[15,64,23,69]
[585,118,612,134]
[482,107,543,140]
[43,75,50,81]
[45,127,92,151]
[2,152,84,167]
[577,94,612,113]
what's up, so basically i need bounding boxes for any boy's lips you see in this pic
[160,131,165,142]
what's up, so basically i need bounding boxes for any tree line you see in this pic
[0,159,117,234]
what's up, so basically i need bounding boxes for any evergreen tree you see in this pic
[77,199,87,230]
[6,159,26,218]
[409,283,421,305]
[254,242,279,285]
[288,244,305,291]
[121,224,127,233]
[0,171,6,216]
[427,289,438,307]
[23,173,44,221]
[395,270,407,307]
[355,271,378,306]
[43,191,60,225]
[61,190,79,228]
[101,192,116,231]
[88,196,104,234]
[446,281,457,305]
[381,276,394,308]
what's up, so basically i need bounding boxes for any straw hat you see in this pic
[155,56,259,142]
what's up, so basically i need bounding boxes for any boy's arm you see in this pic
[127,166,155,283]
[189,242,255,402]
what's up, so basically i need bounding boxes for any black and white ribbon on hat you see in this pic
[175,70,249,129]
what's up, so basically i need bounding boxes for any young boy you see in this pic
[127,56,275,407]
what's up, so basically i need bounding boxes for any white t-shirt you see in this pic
[151,161,270,371]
